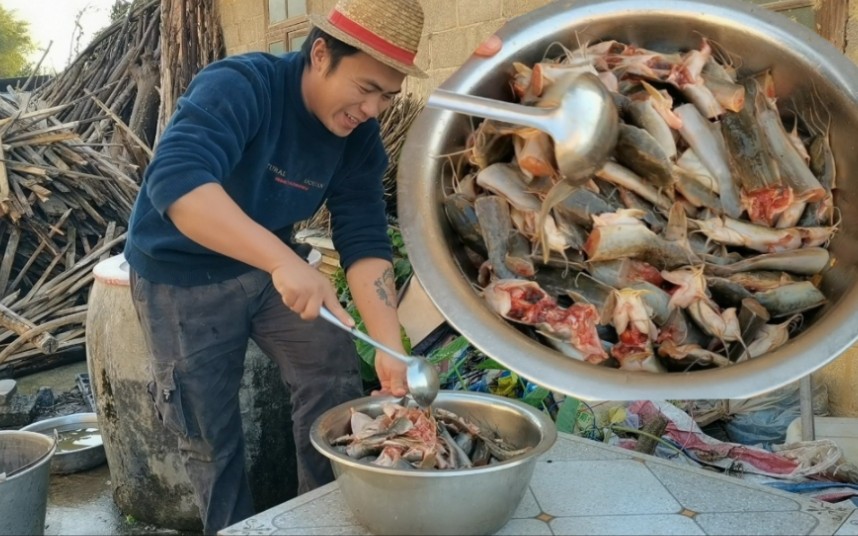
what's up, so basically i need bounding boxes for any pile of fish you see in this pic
[443,38,836,373]
[331,402,531,469]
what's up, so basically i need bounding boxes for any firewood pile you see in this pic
[0,90,137,373]
[37,0,162,172]
[379,95,424,217]
[0,0,224,374]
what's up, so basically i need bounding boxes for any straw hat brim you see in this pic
[310,15,427,78]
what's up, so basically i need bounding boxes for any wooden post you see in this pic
[816,0,848,52]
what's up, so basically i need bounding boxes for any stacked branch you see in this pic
[35,0,226,176]
[298,95,425,233]
[158,0,225,139]
[0,89,138,373]
[379,96,425,217]
[0,0,226,374]
[36,0,162,176]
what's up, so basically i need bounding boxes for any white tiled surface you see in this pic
[835,510,858,536]
[220,433,856,536]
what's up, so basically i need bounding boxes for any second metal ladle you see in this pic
[427,71,619,184]
[319,306,440,407]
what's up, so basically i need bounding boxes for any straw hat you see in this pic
[310,0,427,78]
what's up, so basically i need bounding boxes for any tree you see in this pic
[70,1,135,69]
[109,0,133,23]
[0,5,36,77]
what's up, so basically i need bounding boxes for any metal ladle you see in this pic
[319,306,440,407]
[426,71,619,184]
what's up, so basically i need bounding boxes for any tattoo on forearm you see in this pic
[374,267,396,309]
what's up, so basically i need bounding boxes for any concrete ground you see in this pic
[12,361,195,535]
[45,463,182,535]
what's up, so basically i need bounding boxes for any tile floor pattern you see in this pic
[220,433,858,536]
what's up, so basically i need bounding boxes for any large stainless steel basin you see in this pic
[398,0,858,400]
[310,392,557,535]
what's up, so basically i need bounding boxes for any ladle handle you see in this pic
[318,307,411,365]
[427,89,554,132]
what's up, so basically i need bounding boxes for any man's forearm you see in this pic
[166,183,303,274]
[346,257,404,351]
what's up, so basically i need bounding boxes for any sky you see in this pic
[3,0,116,73]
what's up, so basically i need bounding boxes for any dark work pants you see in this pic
[129,268,363,535]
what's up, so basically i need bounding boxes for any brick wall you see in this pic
[848,3,858,63]
[218,0,266,54]
[218,1,852,97]
[409,0,550,98]
[215,0,549,98]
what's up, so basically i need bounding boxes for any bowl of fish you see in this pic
[398,0,858,400]
[21,413,105,474]
[310,391,557,535]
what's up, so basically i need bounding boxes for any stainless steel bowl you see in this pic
[21,413,106,474]
[399,0,858,400]
[310,391,557,535]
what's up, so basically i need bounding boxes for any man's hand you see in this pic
[371,351,408,397]
[271,261,353,326]
[166,183,354,325]
[346,258,410,398]
[474,34,502,57]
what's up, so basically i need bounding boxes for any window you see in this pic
[266,0,309,53]
[268,0,287,23]
[754,0,814,28]
[287,0,307,18]
[268,0,307,24]
[288,29,309,52]
[756,0,848,51]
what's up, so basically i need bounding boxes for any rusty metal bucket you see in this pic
[0,431,56,535]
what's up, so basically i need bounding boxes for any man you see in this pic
[125,0,429,532]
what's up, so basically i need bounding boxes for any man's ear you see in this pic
[310,38,329,73]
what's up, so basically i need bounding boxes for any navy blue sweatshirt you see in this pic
[124,52,392,286]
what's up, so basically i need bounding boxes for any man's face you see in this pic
[304,39,406,137]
